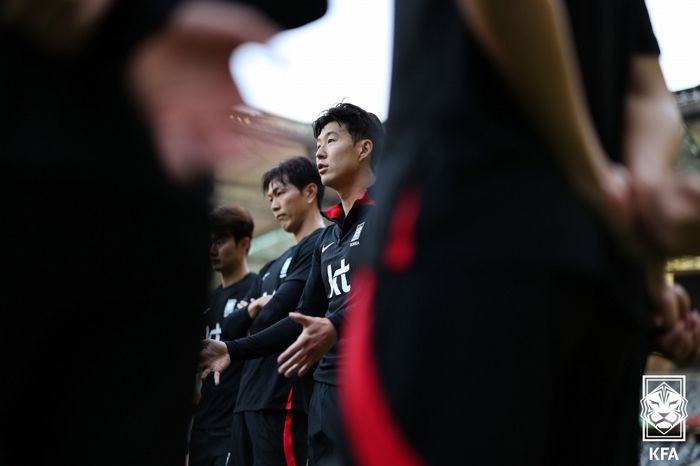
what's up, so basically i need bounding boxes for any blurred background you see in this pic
[215,0,699,272]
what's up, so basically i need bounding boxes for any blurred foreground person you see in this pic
[1,1,325,465]
[340,1,698,465]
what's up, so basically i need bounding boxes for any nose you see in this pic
[271,198,281,212]
[315,145,326,159]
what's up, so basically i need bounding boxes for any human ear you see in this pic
[358,139,373,162]
[304,183,318,204]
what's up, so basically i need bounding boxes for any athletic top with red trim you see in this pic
[224,191,375,386]
[233,228,323,414]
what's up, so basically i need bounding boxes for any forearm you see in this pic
[253,280,305,330]
[458,0,609,198]
[623,61,683,184]
[221,308,253,340]
[225,317,300,360]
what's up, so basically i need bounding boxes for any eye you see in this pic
[328,138,336,143]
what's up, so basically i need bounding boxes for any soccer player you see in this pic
[189,205,259,466]
[227,156,325,466]
[200,103,384,465]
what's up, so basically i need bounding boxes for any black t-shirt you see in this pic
[369,0,659,283]
[192,272,259,431]
[235,228,322,413]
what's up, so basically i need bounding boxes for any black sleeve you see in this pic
[225,317,301,360]
[295,238,329,319]
[630,0,660,55]
[221,308,254,340]
[220,272,262,339]
[252,232,319,331]
[225,235,328,360]
[236,0,328,30]
[326,307,343,336]
[251,280,306,332]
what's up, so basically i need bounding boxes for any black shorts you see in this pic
[308,382,352,466]
[229,410,307,466]
[189,427,231,466]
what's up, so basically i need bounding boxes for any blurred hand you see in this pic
[652,283,700,366]
[635,174,700,257]
[277,313,337,378]
[128,1,281,184]
[199,338,230,385]
[584,162,641,257]
[654,312,700,367]
[1,0,113,53]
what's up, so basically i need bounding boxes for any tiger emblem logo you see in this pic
[640,382,688,436]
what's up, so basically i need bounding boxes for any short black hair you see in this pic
[262,156,324,210]
[209,205,254,252]
[312,103,385,169]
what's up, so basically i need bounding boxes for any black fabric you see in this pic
[351,0,659,465]
[229,410,309,466]
[226,317,301,360]
[236,229,323,414]
[308,382,348,466]
[194,273,259,431]
[306,199,375,385]
[226,198,375,387]
[189,427,232,466]
[0,1,327,464]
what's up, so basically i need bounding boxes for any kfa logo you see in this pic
[640,375,687,461]
[327,258,351,298]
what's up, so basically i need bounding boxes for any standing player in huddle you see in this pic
[200,103,384,465]
[227,157,325,466]
[189,205,259,466]
[339,1,697,466]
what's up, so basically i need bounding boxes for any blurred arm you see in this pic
[623,57,683,187]
[457,0,626,219]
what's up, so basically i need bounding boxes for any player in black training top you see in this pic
[189,205,259,466]
[200,103,384,465]
[224,157,325,466]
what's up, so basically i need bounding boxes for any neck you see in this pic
[220,261,249,288]
[335,169,372,215]
[293,210,325,243]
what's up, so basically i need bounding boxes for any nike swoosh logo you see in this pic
[321,243,333,253]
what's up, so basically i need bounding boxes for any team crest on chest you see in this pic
[350,222,365,247]
[223,299,238,318]
[279,257,292,278]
